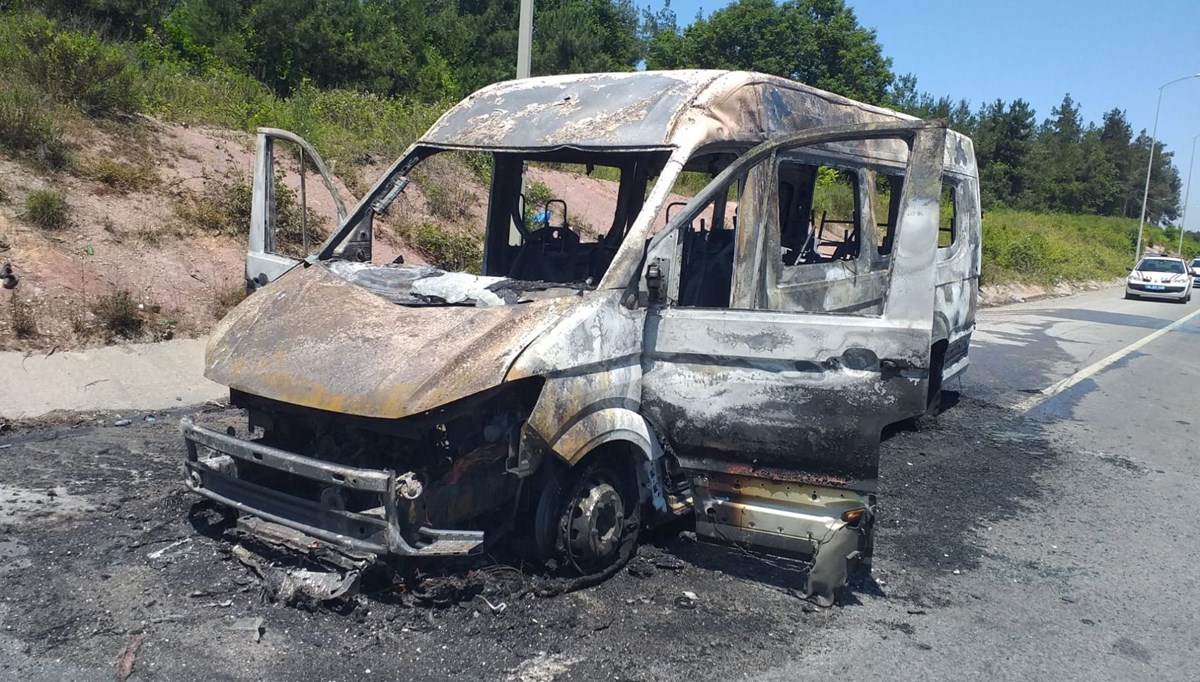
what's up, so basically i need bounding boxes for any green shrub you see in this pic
[459,151,493,186]
[173,177,250,237]
[408,223,482,273]
[523,181,554,228]
[424,181,473,222]
[4,14,139,115]
[525,181,553,209]
[979,210,1159,285]
[87,158,158,193]
[24,190,68,230]
[91,290,142,339]
[0,86,70,168]
[138,63,446,169]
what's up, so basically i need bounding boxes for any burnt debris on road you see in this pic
[0,395,1070,681]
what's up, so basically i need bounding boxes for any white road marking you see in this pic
[1014,305,1200,413]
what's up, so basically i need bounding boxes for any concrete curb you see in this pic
[0,338,225,421]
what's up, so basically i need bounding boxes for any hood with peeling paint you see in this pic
[205,264,578,419]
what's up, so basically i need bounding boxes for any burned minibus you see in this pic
[181,70,980,605]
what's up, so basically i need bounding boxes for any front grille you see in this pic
[1130,282,1185,293]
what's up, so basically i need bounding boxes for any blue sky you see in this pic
[653,0,1200,227]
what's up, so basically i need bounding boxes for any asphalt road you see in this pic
[1,286,1198,681]
[768,288,1200,680]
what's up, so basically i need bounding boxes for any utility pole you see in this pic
[1179,135,1198,257]
[517,0,533,79]
[1135,73,1200,263]
[512,0,534,245]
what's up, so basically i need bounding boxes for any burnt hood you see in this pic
[205,263,578,419]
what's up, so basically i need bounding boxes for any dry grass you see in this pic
[211,283,248,320]
[90,290,142,339]
[174,174,324,256]
[0,85,70,169]
[414,156,478,222]
[9,295,37,339]
[403,222,482,273]
[133,224,167,246]
[86,157,158,193]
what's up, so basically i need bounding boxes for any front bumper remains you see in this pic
[180,417,484,558]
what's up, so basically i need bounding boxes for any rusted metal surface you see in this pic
[421,71,715,150]
[205,263,575,419]
[689,470,872,606]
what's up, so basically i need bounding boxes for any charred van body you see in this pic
[182,70,981,605]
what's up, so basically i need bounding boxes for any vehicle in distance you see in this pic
[1190,258,1200,286]
[1126,256,1193,302]
[180,70,982,606]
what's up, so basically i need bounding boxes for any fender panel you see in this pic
[551,406,661,465]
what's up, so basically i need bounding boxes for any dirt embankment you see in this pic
[0,118,474,352]
[978,278,1124,307]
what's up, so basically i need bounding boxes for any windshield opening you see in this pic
[343,147,674,287]
[480,150,671,285]
[1136,259,1185,274]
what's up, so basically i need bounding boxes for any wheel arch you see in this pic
[549,407,668,514]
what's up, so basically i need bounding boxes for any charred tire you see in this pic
[535,458,641,575]
[911,342,947,430]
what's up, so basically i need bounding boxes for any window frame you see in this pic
[638,120,951,316]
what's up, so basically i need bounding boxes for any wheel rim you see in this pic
[565,477,625,567]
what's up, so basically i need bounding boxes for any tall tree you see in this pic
[1025,93,1087,211]
[973,98,1036,207]
[888,75,975,133]
[645,0,894,105]
[1099,108,1137,216]
[1132,132,1183,224]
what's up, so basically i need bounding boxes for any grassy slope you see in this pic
[981,210,1198,286]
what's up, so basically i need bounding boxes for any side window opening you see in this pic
[676,173,745,308]
[763,132,923,318]
[878,175,957,255]
[266,140,338,259]
[777,161,862,266]
[875,174,903,257]
[938,180,958,249]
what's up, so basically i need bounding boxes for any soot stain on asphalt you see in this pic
[0,395,1069,681]
[875,392,1063,576]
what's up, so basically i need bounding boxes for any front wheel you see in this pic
[536,459,641,575]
